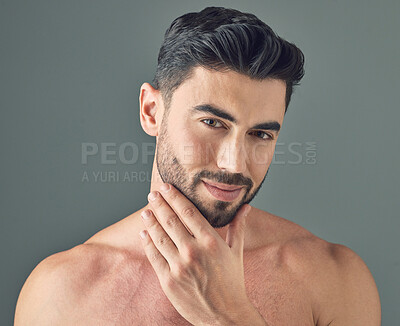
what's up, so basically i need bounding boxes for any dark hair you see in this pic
[153,6,305,113]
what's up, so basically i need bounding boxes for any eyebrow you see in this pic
[191,104,281,132]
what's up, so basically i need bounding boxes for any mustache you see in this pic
[193,170,253,189]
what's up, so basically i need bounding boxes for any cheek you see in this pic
[249,143,275,167]
[173,127,217,167]
[248,143,276,182]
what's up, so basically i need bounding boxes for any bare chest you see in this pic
[79,255,315,326]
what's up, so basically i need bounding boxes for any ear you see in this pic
[139,83,163,137]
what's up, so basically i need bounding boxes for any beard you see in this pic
[156,119,269,228]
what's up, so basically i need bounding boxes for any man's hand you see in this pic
[139,183,267,326]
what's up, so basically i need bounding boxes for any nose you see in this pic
[216,135,247,174]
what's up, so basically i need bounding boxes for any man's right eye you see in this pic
[201,119,223,128]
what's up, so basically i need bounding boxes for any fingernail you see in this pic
[141,210,151,219]
[139,230,147,239]
[148,192,158,201]
[160,183,170,192]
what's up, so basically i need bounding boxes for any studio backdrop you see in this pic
[1,0,399,325]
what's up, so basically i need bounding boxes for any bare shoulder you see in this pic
[14,244,104,325]
[290,239,381,326]
[315,243,381,326]
[14,243,142,326]
[251,208,381,325]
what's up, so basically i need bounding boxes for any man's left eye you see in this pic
[251,131,272,140]
[201,119,223,128]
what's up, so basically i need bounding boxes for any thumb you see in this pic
[225,204,251,254]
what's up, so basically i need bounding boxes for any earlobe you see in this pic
[139,83,161,137]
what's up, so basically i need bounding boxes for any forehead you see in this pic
[169,66,287,124]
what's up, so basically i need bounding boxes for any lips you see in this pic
[202,180,243,202]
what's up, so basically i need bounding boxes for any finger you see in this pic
[141,209,178,264]
[147,190,194,250]
[139,229,170,275]
[157,183,217,239]
[225,204,251,255]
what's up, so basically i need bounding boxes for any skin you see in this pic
[14,67,381,325]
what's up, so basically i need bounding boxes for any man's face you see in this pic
[156,67,286,228]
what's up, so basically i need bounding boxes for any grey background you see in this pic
[1,0,398,324]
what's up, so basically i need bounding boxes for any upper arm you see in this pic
[328,244,381,326]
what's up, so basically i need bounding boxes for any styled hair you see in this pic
[153,6,305,113]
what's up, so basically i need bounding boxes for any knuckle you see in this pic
[156,235,171,247]
[172,262,189,278]
[202,235,218,250]
[181,244,198,262]
[148,252,159,264]
[165,215,179,229]
[198,225,209,236]
[181,206,196,218]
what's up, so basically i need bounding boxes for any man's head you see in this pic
[140,7,305,228]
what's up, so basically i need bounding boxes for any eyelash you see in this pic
[201,118,273,141]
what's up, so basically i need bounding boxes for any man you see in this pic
[15,6,381,326]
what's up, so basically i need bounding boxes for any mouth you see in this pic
[201,180,244,202]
